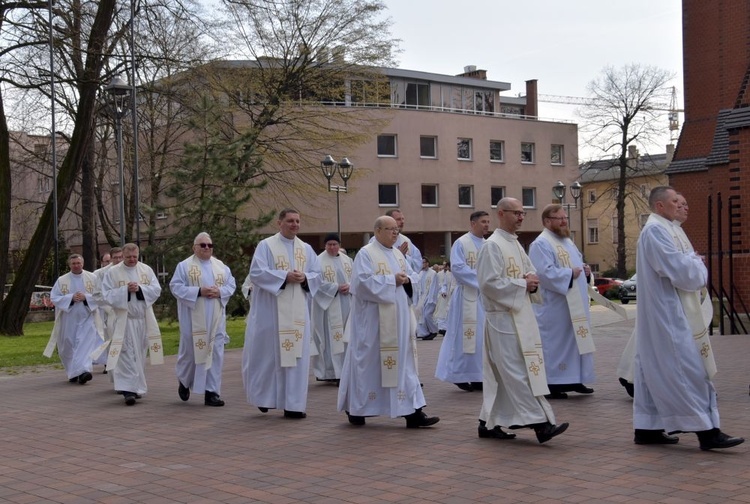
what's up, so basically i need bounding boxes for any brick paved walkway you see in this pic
[1,305,748,503]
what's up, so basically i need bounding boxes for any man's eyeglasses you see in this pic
[502,210,527,217]
[379,227,399,233]
[197,243,214,249]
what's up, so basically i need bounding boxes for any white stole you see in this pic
[44,271,102,358]
[458,234,481,354]
[362,242,404,388]
[487,232,548,396]
[539,229,595,355]
[103,263,163,370]
[186,255,227,370]
[318,252,352,354]
[267,234,307,367]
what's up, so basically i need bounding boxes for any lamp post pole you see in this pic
[321,155,354,240]
[552,180,583,249]
[105,76,131,246]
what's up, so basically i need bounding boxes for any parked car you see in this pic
[618,274,637,304]
[593,277,623,296]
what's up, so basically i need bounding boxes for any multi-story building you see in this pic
[579,146,671,275]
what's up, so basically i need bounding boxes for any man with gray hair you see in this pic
[44,254,103,384]
[171,232,236,407]
[632,186,743,450]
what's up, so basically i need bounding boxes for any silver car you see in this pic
[618,274,637,304]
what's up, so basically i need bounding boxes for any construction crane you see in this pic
[535,86,684,143]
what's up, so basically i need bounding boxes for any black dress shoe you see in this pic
[697,428,745,450]
[78,372,93,385]
[634,429,679,445]
[544,391,568,399]
[421,333,437,341]
[124,393,137,406]
[102,366,108,374]
[404,408,440,428]
[258,407,269,413]
[478,422,516,440]
[178,382,190,401]
[284,410,307,419]
[438,330,446,335]
[204,392,225,407]
[455,382,474,392]
[346,412,366,426]
[471,382,483,391]
[619,377,634,398]
[534,422,569,443]
[572,384,594,394]
[69,377,79,383]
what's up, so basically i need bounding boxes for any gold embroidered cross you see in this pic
[375,262,390,275]
[189,265,201,285]
[528,361,541,376]
[556,246,571,267]
[294,329,302,341]
[344,263,352,278]
[294,248,306,269]
[333,331,343,342]
[216,274,225,286]
[576,326,589,339]
[85,281,95,293]
[701,342,710,358]
[464,327,475,339]
[282,339,294,351]
[466,251,477,268]
[506,257,521,278]
[275,256,290,271]
[60,284,69,295]
[151,342,162,353]
[195,339,207,350]
[140,274,150,285]
[110,348,120,357]
[323,266,336,283]
[383,355,397,369]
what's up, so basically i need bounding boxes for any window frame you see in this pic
[550,144,564,165]
[521,187,536,209]
[457,138,473,161]
[421,184,439,207]
[521,142,535,164]
[378,183,399,207]
[420,136,437,159]
[587,218,599,244]
[377,134,397,157]
[490,186,505,208]
[458,184,474,208]
[489,140,505,163]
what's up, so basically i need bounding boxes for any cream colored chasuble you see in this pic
[186,255,227,370]
[105,263,163,370]
[539,229,595,355]
[44,271,103,358]
[362,242,407,388]
[318,252,352,355]
[458,234,481,354]
[487,231,548,396]
[267,234,307,367]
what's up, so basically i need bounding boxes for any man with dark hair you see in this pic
[338,215,439,428]
[633,186,743,450]
[529,204,595,399]
[242,209,322,419]
[171,232,236,407]
[44,254,103,384]
[435,210,490,393]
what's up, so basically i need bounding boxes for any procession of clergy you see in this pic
[46,188,743,450]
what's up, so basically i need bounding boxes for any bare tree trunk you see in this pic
[81,140,96,267]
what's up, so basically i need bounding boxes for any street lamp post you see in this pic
[105,76,131,246]
[552,180,583,250]
[320,155,354,240]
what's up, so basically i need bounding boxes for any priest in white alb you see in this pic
[415,257,438,340]
[92,247,122,372]
[44,254,103,385]
[367,209,423,273]
[529,204,595,399]
[311,233,353,382]
[337,215,440,428]
[171,232,236,407]
[632,186,743,450]
[476,197,568,443]
[101,243,163,406]
[241,208,322,419]
[435,210,490,392]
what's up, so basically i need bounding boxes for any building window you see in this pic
[378,184,398,206]
[377,135,397,157]
[38,175,51,194]
[490,186,505,207]
[421,184,438,207]
[405,82,430,108]
[612,216,619,244]
[457,138,472,160]
[551,144,564,165]
[639,213,649,228]
[521,142,535,163]
[489,140,504,162]
[587,219,599,244]
[640,184,649,198]
[522,187,536,208]
[420,136,437,158]
[589,263,600,274]
[588,189,596,203]
[458,185,474,207]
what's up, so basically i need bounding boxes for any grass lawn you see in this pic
[0,317,248,371]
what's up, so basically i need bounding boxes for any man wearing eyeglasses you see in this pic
[170,232,236,407]
[242,209,322,419]
[529,204,595,400]
[368,209,423,273]
[338,215,440,428]
[475,197,568,443]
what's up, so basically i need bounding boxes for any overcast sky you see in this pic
[381,0,684,156]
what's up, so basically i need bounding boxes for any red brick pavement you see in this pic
[1,306,748,503]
